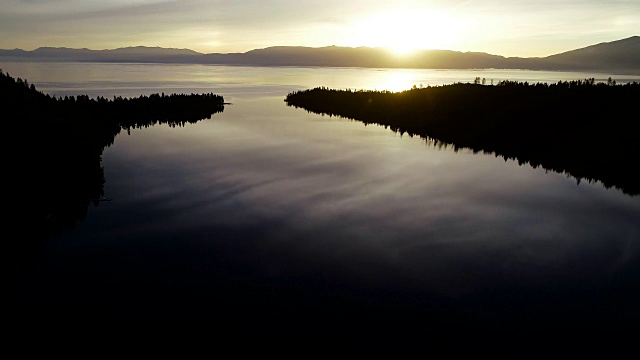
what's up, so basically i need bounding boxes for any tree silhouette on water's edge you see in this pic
[286,80,640,196]
[2,69,224,242]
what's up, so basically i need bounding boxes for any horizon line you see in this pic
[3,35,638,59]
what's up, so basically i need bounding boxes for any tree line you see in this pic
[285,79,640,195]
[2,69,225,242]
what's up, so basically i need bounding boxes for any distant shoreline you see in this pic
[0,60,638,75]
[2,36,639,75]
[1,60,637,76]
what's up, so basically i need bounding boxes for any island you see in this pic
[285,79,640,195]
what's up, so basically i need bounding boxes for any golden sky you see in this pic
[1,0,638,57]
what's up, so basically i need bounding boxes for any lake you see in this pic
[8,62,640,347]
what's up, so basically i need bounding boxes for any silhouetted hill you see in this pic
[541,36,640,72]
[203,46,513,69]
[0,45,201,62]
[1,37,639,73]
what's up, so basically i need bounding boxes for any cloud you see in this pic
[0,0,638,55]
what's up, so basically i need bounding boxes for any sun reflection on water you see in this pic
[366,70,419,92]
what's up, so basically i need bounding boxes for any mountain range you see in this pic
[1,36,638,74]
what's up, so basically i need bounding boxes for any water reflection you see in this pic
[1,70,226,242]
[285,83,640,196]
[7,63,640,348]
[372,70,417,92]
[4,62,640,100]
[18,95,633,346]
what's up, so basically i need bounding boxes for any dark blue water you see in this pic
[8,63,640,348]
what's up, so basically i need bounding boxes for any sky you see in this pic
[0,0,638,57]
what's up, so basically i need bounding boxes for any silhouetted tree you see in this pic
[2,70,225,241]
[285,79,640,195]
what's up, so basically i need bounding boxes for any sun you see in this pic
[388,37,422,56]
[348,9,460,55]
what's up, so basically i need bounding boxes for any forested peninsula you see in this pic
[285,79,640,195]
[2,70,224,240]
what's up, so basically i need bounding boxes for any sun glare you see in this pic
[349,9,461,55]
[369,71,418,92]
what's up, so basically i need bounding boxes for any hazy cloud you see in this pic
[0,0,637,56]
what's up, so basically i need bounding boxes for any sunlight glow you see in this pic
[348,9,463,55]
[367,70,419,92]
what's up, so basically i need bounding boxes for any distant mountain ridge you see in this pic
[541,36,640,72]
[1,36,638,73]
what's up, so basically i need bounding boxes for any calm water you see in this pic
[8,62,640,344]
